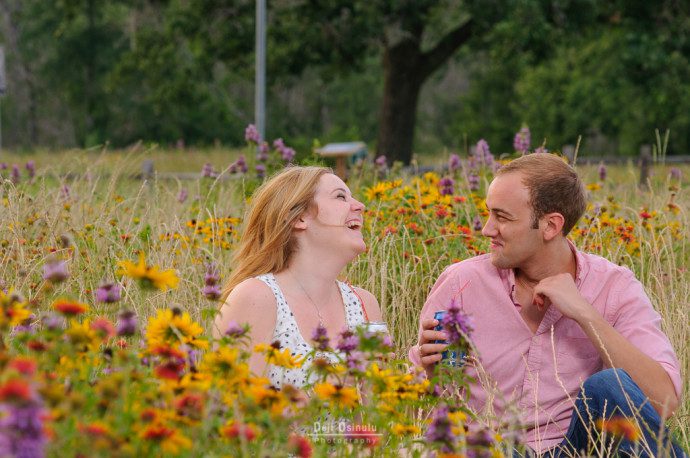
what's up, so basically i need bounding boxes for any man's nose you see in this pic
[481,216,495,237]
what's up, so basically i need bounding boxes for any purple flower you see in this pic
[201,162,216,178]
[273,138,285,150]
[441,300,473,347]
[11,164,20,184]
[670,167,681,180]
[0,399,46,458]
[204,263,220,285]
[42,259,69,283]
[95,283,121,303]
[235,155,248,174]
[468,173,480,192]
[448,154,462,172]
[439,177,455,196]
[177,188,188,203]
[224,321,247,338]
[244,124,260,144]
[116,310,137,337]
[598,163,607,181]
[255,164,266,179]
[311,325,330,351]
[474,139,494,167]
[0,163,7,170]
[375,155,387,168]
[25,161,36,179]
[60,185,71,200]
[467,428,494,447]
[281,147,296,163]
[256,141,270,161]
[202,284,222,300]
[534,146,548,155]
[473,215,483,232]
[346,351,366,372]
[513,126,531,153]
[43,313,65,331]
[336,330,359,353]
[425,405,456,450]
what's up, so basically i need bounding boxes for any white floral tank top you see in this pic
[256,273,366,388]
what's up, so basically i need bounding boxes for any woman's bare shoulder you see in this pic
[224,277,276,311]
[352,286,382,321]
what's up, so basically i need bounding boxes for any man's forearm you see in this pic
[577,311,679,417]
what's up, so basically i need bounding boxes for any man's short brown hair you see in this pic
[496,153,586,236]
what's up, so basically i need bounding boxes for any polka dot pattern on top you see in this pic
[256,273,366,389]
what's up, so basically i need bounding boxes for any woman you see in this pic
[213,166,382,388]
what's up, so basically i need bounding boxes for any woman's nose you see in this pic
[352,198,365,212]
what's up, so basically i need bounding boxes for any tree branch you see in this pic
[419,18,474,79]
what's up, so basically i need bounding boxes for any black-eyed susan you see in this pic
[65,319,100,352]
[145,308,208,350]
[117,253,179,291]
[391,423,422,436]
[0,289,31,329]
[139,423,192,454]
[364,182,390,201]
[313,382,359,409]
[254,342,304,369]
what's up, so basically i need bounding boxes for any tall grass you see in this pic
[1,152,688,454]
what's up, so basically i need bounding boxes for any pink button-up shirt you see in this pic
[409,245,682,453]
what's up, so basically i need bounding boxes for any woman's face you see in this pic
[300,173,366,254]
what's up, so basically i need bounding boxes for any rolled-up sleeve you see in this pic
[611,269,683,399]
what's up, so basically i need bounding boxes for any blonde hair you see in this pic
[496,153,586,235]
[222,166,332,299]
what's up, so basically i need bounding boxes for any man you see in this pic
[410,153,684,457]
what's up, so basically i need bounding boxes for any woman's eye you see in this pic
[337,194,347,200]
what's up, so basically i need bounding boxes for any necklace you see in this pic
[289,271,327,327]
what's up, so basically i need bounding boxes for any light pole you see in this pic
[255,0,266,141]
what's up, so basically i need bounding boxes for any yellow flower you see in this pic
[117,253,179,291]
[245,384,289,417]
[391,423,421,436]
[313,382,359,409]
[586,183,602,191]
[0,289,31,329]
[146,309,208,350]
[254,343,304,369]
[65,320,100,352]
[364,182,390,201]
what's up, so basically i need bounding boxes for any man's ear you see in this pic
[542,213,565,241]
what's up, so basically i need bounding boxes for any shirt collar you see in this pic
[502,238,587,295]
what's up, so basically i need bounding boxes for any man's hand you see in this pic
[418,318,448,377]
[533,273,596,324]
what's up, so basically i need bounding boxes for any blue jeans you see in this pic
[516,369,687,457]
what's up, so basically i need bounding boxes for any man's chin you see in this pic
[489,254,512,270]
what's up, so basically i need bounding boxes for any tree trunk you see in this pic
[376,19,474,165]
[376,42,424,165]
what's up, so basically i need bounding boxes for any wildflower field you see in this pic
[0,138,688,457]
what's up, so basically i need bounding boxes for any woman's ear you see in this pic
[542,212,565,241]
[293,215,307,231]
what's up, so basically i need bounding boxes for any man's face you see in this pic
[481,172,543,269]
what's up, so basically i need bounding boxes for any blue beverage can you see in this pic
[434,310,465,367]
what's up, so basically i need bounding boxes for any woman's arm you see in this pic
[213,278,277,376]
